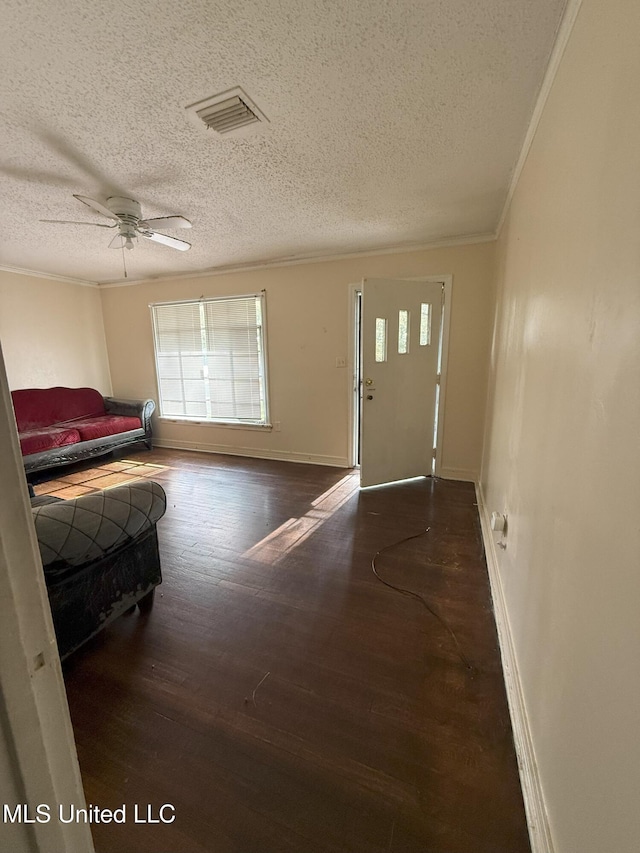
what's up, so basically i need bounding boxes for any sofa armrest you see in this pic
[32,480,166,575]
[104,396,155,427]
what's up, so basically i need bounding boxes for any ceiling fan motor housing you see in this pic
[107,196,142,223]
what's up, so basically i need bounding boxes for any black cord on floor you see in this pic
[371,527,474,671]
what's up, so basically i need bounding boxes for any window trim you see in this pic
[149,291,271,428]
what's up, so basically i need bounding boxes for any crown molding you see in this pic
[496,0,584,238]
[1,231,496,291]
[98,231,496,288]
[0,265,98,288]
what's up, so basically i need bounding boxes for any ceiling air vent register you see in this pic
[185,87,269,138]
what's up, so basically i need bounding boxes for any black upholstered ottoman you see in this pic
[31,480,167,659]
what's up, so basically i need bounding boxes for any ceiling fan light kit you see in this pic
[41,194,192,254]
[109,231,138,251]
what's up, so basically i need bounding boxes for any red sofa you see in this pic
[12,387,155,474]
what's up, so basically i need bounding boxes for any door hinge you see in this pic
[436,373,441,385]
[432,447,437,458]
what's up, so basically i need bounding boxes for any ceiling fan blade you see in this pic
[74,194,120,221]
[40,219,115,228]
[138,216,192,230]
[40,130,127,197]
[0,164,79,188]
[141,231,191,251]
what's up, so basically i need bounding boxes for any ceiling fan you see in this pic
[41,195,192,251]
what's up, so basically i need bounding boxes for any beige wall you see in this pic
[0,271,112,394]
[100,241,495,477]
[481,1,640,851]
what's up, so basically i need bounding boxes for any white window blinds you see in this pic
[151,294,269,424]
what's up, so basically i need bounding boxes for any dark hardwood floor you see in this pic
[57,448,530,853]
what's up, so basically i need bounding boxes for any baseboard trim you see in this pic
[438,466,477,482]
[153,438,350,469]
[475,480,555,853]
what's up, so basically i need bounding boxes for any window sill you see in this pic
[158,417,272,431]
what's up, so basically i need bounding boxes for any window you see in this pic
[398,309,409,354]
[150,293,269,425]
[375,318,387,363]
[419,302,432,346]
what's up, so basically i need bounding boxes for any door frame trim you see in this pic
[347,283,360,468]
[0,342,94,853]
[348,275,452,476]
[347,281,362,468]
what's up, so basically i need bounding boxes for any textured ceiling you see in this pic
[0,0,566,284]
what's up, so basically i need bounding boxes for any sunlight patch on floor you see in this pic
[32,459,170,500]
[243,472,360,564]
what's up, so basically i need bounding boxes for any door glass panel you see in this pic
[375,318,387,362]
[420,303,432,346]
[398,310,409,354]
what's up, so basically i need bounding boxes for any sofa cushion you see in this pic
[19,427,82,455]
[72,415,142,441]
[12,387,106,431]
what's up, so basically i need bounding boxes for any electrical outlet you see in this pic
[274,421,281,432]
[335,357,346,368]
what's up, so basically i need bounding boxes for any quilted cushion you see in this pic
[33,481,167,572]
[72,415,142,441]
[19,427,81,455]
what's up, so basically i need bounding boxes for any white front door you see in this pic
[360,278,443,488]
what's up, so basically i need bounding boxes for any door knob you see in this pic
[366,394,373,400]
[365,378,374,386]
